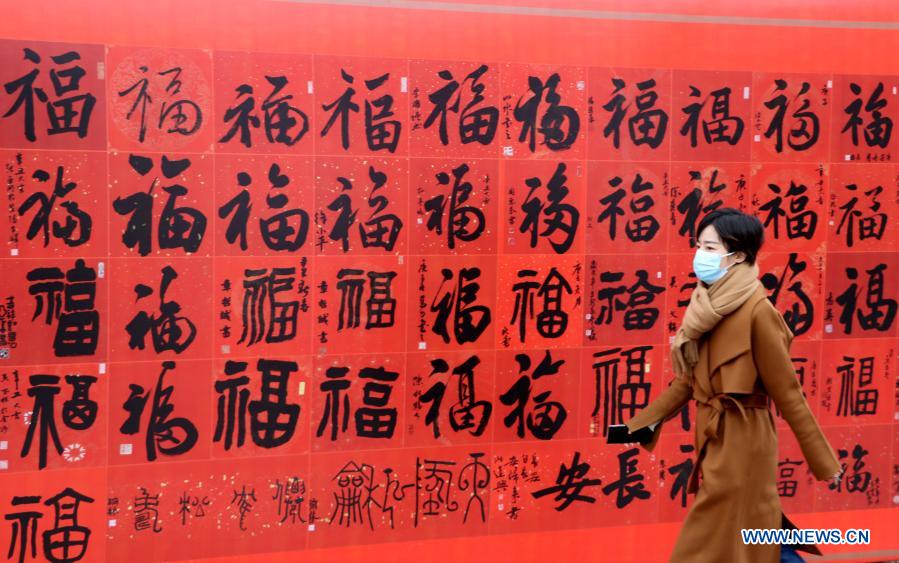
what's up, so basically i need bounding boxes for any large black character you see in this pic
[598,172,660,243]
[777,458,804,498]
[842,82,893,149]
[119,361,198,462]
[595,270,664,331]
[239,267,300,346]
[2,48,96,142]
[323,178,358,252]
[513,73,580,152]
[430,267,491,345]
[118,66,202,143]
[20,374,97,469]
[133,488,162,533]
[829,444,872,494]
[835,356,878,417]
[511,267,572,343]
[499,350,567,440]
[835,264,897,335]
[19,166,92,248]
[315,365,398,440]
[27,259,99,357]
[220,75,309,148]
[113,154,207,256]
[335,269,397,331]
[520,162,579,253]
[230,486,257,532]
[763,79,820,153]
[425,163,486,250]
[602,77,667,149]
[601,448,651,509]
[420,355,492,439]
[668,444,695,508]
[424,64,498,146]
[214,359,301,450]
[590,346,652,436]
[674,168,729,246]
[761,253,814,337]
[219,163,310,252]
[359,166,403,251]
[271,476,306,525]
[125,265,197,354]
[320,69,401,152]
[680,86,744,147]
[758,180,817,241]
[324,166,402,252]
[5,488,94,563]
[531,451,601,511]
[836,182,887,248]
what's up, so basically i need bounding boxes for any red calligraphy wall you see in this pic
[0,1,898,562]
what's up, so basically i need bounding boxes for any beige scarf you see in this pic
[671,260,761,383]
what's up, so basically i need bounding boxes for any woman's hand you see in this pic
[830,467,844,488]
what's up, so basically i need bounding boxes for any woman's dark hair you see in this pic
[695,208,764,265]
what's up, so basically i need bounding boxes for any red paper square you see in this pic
[0,40,106,150]
[0,149,107,258]
[315,156,408,256]
[213,256,314,358]
[668,162,751,251]
[404,349,496,448]
[314,56,408,157]
[409,158,498,255]
[107,358,213,466]
[109,151,214,258]
[214,51,314,155]
[406,254,497,353]
[830,75,899,164]
[107,46,213,153]
[585,254,667,347]
[586,161,670,254]
[671,70,752,163]
[587,67,672,162]
[214,154,315,257]
[751,73,832,163]
[501,159,586,255]
[310,352,406,452]
[408,60,501,159]
[0,257,107,365]
[495,254,584,350]
[108,257,214,362]
[819,338,895,426]
[0,362,107,472]
[750,162,828,254]
[499,63,586,160]
[312,255,408,355]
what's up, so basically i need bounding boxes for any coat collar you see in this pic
[706,285,768,378]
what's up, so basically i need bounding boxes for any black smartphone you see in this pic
[606,423,655,445]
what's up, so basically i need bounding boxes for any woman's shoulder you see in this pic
[750,294,794,338]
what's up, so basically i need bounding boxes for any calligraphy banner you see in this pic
[0,1,897,561]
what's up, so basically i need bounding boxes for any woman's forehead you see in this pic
[697,225,722,244]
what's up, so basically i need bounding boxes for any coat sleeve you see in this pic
[751,300,842,481]
[623,367,692,453]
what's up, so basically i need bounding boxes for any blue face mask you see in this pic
[693,249,734,284]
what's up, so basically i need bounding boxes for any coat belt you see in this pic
[688,392,769,494]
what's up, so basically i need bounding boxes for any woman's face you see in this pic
[696,224,744,269]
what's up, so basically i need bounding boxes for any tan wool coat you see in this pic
[625,285,842,563]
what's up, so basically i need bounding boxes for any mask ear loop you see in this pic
[720,251,736,272]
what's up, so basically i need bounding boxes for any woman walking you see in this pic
[624,208,843,563]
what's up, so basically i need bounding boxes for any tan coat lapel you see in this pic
[706,286,767,382]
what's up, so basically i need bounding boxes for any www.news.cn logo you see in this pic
[742,528,871,545]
